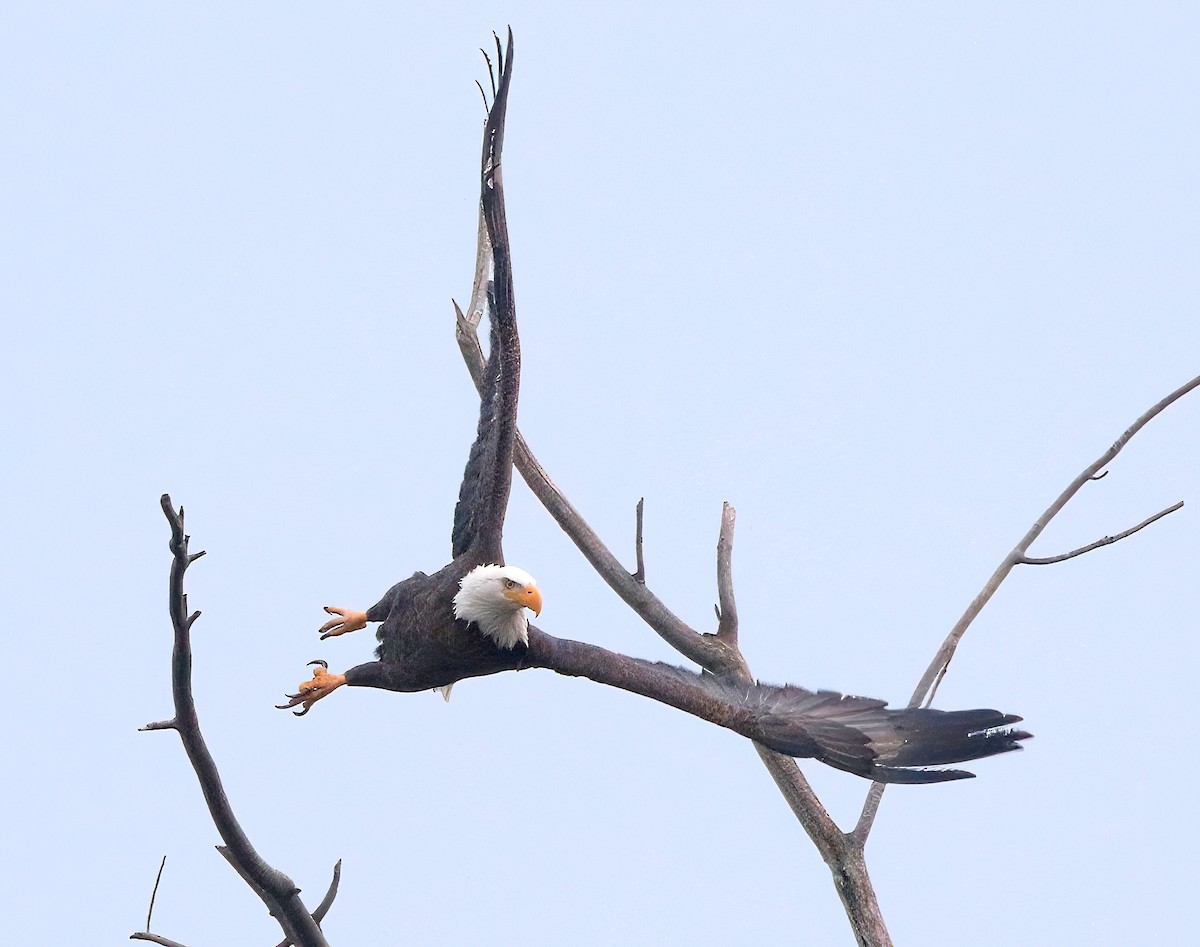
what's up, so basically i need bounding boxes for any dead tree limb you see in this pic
[912,374,1198,712]
[1018,500,1184,564]
[453,238,893,946]
[632,498,646,583]
[852,373,1199,841]
[135,496,333,947]
[275,861,343,947]
[145,855,167,932]
[130,934,191,947]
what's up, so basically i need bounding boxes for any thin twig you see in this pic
[145,855,167,932]
[852,373,1200,842]
[715,503,738,646]
[1019,501,1183,564]
[480,45,496,99]
[915,373,1200,709]
[632,498,646,583]
[850,785,884,848]
[312,860,343,925]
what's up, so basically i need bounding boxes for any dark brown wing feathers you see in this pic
[451,29,519,564]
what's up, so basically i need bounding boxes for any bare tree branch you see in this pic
[754,747,892,946]
[852,373,1200,841]
[632,498,646,583]
[850,784,884,849]
[275,861,343,947]
[312,860,343,927]
[714,502,738,645]
[130,933,191,947]
[137,496,329,947]
[1018,501,1183,564]
[910,373,1199,711]
[453,208,492,383]
[145,855,167,932]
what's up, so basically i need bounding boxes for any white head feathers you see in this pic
[453,564,542,649]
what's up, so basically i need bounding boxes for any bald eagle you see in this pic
[277,32,1030,785]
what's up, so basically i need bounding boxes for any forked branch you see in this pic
[910,373,1198,711]
[1018,501,1183,564]
[275,861,343,947]
[853,373,1200,842]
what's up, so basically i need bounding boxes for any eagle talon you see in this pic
[319,606,368,640]
[276,660,347,715]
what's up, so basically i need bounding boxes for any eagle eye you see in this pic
[503,578,516,589]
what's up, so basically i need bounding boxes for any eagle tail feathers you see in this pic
[689,668,1030,784]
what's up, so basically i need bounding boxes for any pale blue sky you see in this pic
[3,4,1198,944]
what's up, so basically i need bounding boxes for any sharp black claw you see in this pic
[292,706,310,717]
[308,659,329,669]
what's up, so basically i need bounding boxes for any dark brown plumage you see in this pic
[279,31,1030,784]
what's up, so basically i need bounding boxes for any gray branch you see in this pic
[275,860,343,947]
[1018,501,1183,564]
[632,498,646,583]
[853,373,1200,840]
[911,374,1199,710]
[714,503,739,645]
[130,934,191,947]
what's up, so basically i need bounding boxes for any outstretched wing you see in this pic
[452,29,520,564]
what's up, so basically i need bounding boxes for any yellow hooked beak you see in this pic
[504,584,542,616]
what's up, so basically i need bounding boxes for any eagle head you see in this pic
[452,564,542,649]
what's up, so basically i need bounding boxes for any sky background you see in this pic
[3,4,1198,945]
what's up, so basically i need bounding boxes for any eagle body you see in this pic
[283,31,1030,785]
[346,563,527,693]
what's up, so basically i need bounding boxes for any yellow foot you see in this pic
[276,660,347,716]
[318,606,368,640]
